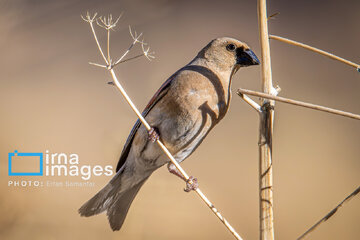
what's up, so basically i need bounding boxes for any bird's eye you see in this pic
[226,44,236,52]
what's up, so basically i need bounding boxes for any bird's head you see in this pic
[197,37,260,76]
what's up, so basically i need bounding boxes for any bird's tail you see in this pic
[78,171,149,231]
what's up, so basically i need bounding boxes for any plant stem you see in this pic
[269,35,360,70]
[258,0,275,239]
[237,89,360,121]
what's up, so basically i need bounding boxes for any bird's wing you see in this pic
[115,74,177,172]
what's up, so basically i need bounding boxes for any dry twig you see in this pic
[238,92,262,113]
[269,35,360,71]
[237,88,360,121]
[258,1,276,239]
[81,12,108,65]
[297,186,360,240]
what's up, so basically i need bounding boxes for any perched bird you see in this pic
[79,37,260,231]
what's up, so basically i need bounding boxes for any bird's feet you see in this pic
[148,127,160,143]
[167,163,199,192]
[184,176,199,192]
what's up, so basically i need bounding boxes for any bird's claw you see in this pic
[184,176,199,192]
[148,127,160,143]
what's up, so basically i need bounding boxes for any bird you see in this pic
[78,37,260,231]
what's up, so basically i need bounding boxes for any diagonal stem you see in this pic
[297,186,360,240]
[109,69,243,240]
[269,35,360,70]
[237,90,262,113]
[88,21,109,65]
[113,35,142,67]
[114,54,145,65]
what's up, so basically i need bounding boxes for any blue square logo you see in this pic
[8,150,43,176]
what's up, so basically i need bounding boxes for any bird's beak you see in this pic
[236,48,260,66]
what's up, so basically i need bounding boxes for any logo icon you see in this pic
[8,150,43,176]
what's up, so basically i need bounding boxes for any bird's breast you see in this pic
[145,68,230,162]
[158,92,226,161]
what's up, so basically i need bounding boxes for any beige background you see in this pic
[0,0,359,239]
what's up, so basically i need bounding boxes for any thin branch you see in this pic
[107,28,111,64]
[237,91,262,113]
[112,26,143,67]
[81,12,109,65]
[94,14,122,65]
[297,186,360,240]
[82,13,153,68]
[89,62,107,68]
[269,35,360,71]
[237,88,360,121]
[114,53,146,65]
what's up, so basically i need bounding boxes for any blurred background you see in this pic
[0,0,359,239]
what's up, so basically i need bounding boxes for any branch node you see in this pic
[275,85,281,94]
[270,85,281,96]
[261,102,274,111]
[141,41,155,61]
[96,13,122,30]
[81,11,97,23]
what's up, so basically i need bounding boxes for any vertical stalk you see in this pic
[257,0,275,240]
[107,29,111,64]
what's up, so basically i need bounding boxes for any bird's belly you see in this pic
[160,104,215,163]
[143,86,223,166]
